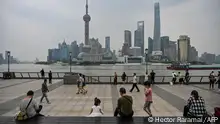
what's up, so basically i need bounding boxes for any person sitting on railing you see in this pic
[121,72,127,84]
[88,97,104,117]
[114,87,133,118]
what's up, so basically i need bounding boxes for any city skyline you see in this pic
[1,0,220,61]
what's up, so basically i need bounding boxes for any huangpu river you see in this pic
[0,63,219,76]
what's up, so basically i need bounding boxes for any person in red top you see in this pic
[143,83,153,116]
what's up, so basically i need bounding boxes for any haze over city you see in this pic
[1,0,220,61]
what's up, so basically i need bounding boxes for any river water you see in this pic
[0,64,219,76]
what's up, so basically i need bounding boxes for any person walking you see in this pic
[82,75,87,94]
[48,71,52,84]
[114,87,133,118]
[209,71,215,90]
[143,83,153,117]
[40,79,50,104]
[40,69,45,78]
[171,72,177,85]
[114,72,118,85]
[185,70,190,85]
[129,73,140,92]
[76,73,84,94]
[150,70,155,84]
[178,72,184,85]
[121,72,127,84]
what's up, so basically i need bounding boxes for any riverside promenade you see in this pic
[0,78,219,124]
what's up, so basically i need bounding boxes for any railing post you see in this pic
[57,73,60,78]
[20,73,23,78]
[200,76,203,83]
[37,73,40,78]
[28,72,31,78]
[162,76,165,83]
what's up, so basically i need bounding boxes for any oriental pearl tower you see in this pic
[83,0,91,46]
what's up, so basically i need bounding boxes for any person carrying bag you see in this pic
[15,98,32,121]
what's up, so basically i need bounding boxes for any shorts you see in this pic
[144,101,153,108]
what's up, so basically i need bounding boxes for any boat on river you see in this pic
[167,63,220,70]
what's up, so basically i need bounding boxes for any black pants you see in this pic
[172,78,176,84]
[130,83,140,92]
[49,78,52,84]
[151,77,155,84]
[114,108,133,118]
[209,81,214,89]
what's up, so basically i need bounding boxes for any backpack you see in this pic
[214,107,220,117]
[15,98,32,121]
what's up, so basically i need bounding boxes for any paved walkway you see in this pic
[0,80,219,117]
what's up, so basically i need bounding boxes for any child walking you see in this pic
[143,83,153,117]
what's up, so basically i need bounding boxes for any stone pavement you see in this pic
[0,81,219,117]
[0,79,62,115]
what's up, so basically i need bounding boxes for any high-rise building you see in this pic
[105,36,110,51]
[164,41,177,61]
[189,46,198,62]
[83,0,91,45]
[215,55,220,64]
[79,43,84,53]
[71,41,79,58]
[153,2,162,55]
[124,30,132,47]
[200,52,216,64]
[160,36,169,55]
[148,37,153,55]
[122,43,130,56]
[129,47,141,56]
[134,21,144,56]
[0,53,3,64]
[177,35,190,62]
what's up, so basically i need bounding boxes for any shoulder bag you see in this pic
[15,98,33,121]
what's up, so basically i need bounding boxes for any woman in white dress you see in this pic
[89,97,104,117]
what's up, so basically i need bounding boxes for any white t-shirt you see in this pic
[89,105,103,117]
[133,76,137,83]
[172,73,176,78]
[19,97,39,118]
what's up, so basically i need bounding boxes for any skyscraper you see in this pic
[134,21,144,56]
[153,2,161,55]
[124,30,132,47]
[178,35,190,62]
[105,36,110,51]
[83,0,91,45]
[148,37,153,55]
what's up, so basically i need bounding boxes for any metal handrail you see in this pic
[0,72,217,84]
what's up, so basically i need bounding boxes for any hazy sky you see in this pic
[0,0,220,61]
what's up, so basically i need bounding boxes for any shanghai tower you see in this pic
[153,2,161,53]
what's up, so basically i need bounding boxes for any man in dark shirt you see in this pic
[40,69,45,78]
[40,79,50,104]
[185,70,189,85]
[114,87,133,118]
[48,71,52,84]
[150,70,155,84]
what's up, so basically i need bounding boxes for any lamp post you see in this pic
[145,49,148,74]
[69,52,72,73]
[7,51,11,72]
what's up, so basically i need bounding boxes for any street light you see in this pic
[7,51,11,72]
[145,49,148,74]
[69,52,72,73]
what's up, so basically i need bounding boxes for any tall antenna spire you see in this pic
[86,0,88,14]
